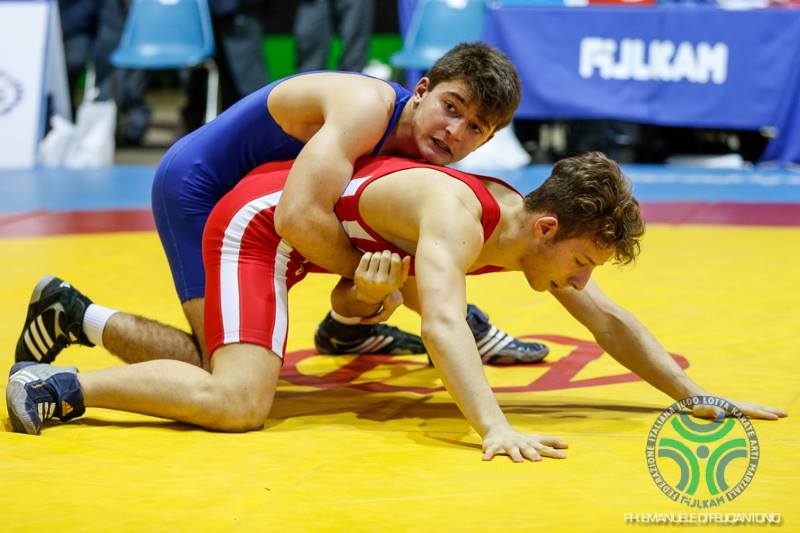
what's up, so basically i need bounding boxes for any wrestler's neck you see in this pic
[479,197,531,271]
[375,99,418,158]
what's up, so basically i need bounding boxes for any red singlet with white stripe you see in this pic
[202,156,521,359]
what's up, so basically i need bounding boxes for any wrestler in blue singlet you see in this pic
[152,73,411,302]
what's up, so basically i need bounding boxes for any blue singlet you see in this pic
[151,73,411,302]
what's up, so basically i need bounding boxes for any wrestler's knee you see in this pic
[205,343,281,432]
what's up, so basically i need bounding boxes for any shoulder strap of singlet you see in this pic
[349,156,521,243]
[369,81,412,156]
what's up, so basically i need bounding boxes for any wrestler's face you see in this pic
[521,218,613,292]
[410,78,495,165]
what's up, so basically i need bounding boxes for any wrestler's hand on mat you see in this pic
[692,399,788,421]
[481,425,568,463]
[354,251,411,321]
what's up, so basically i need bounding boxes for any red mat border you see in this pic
[1,202,799,238]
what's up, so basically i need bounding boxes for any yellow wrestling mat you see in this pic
[0,224,797,532]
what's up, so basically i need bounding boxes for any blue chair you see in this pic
[391,0,488,71]
[111,0,219,124]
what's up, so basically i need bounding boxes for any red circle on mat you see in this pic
[280,334,688,394]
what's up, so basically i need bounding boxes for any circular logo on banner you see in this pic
[646,396,759,508]
[0,71,24,116]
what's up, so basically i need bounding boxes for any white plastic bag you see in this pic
[38,114,76,168]
[38,89,117,169]
[452,123,532,172]
[63,97,116,168]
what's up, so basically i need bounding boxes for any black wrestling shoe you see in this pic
[467,304,549,365]
[15,276,94,364]
[314,312,425,355]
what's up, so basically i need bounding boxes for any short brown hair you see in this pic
[523,152,645,264]
[426,42,521,130]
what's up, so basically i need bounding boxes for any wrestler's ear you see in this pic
[412,77,431,103]
[534,216,559,240]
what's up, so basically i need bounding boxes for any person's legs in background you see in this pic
[335,0,374,72]
[215,7,269,105]
[294,0,333,72]
[294,0,374,73]
[58,0,101,115]
[93,0,151,146]
[183,1,269,133]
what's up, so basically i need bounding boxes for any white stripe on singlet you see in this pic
[341,176,370,197]
[270,240,293,355]
[341,220,376,243]
[219,191,283,345]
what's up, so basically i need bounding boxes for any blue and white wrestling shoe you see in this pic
[466,304,549,365]
[6,362,85,435]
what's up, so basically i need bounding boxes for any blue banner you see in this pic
[482,6,800,163]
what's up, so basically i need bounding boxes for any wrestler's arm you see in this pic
[552,280,787,420]
[415,195,567,462]
[272,78,396,279]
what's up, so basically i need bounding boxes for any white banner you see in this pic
[0,1,50,168]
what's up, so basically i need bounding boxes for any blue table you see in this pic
[397,3,800,164]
